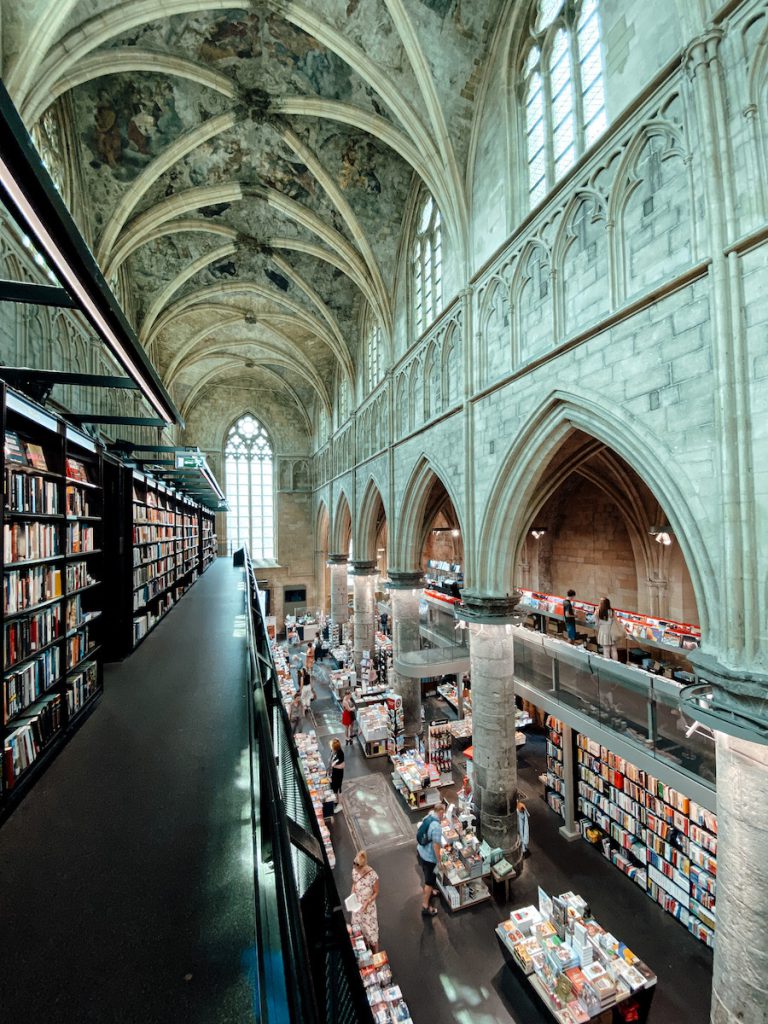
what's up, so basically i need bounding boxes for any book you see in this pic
[4,431,28,465]
[24,443,48,471]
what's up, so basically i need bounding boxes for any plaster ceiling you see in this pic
[3,0,506,428]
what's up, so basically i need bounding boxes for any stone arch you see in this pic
[442,321,462,407]
[511,239,553,366]
[479,274,512,386]
[552,189,610,338]
[609,123,693,302]
[332,489,353,557]
[356,476,387,563]
[424,337,442,421]
[475,390,717,641]
[395,454,465,572]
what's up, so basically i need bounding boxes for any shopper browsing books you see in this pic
[350,850,380,952]
[341,690,355,745]
[416,800,445,917]
[517,799,530,858]
[563,589,577,641]
[305,642,314,674]
[328,738,345,811]
[300,673,314,719]
[289,693,303,734]
[596,597,621,660]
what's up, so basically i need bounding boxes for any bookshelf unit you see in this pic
[544,716,565,818]
[1,387,104,813]
[575,732,717,947]
[201,510,216,572]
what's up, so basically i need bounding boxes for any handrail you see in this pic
[240,547,374,1024]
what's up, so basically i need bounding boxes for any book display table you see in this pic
[357,702,389,758]
[390,750,442,810]
[436,821,491,912]
[496,890,656,1023]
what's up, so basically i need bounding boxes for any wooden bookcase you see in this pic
[1,386,104,815]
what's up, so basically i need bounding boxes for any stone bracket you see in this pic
[350,560,377,576]
[386,570,424,590]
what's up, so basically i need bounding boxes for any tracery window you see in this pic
[522,0,607,207]
[224,414,274,560]
[338,375,350,424]
[413,194,443,336]
[366,318,382,393]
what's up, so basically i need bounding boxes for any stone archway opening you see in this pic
[514,430,699,626]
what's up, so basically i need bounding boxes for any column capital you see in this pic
[326,553,348,565]
[686,650,768,740]
[684,28,723,79]
[350,559,378,576]
[386,569,424,590]
[458,590,523,625]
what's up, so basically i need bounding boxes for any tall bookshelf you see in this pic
[201,510,216,572]
[544,715,565,818]
[1,388,103,813]
[575,732,717,947]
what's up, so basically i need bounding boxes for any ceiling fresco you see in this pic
[2,0,505,433]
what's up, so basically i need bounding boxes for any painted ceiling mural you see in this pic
[2,0,506,433]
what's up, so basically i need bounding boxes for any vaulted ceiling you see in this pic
[3,1,506,434]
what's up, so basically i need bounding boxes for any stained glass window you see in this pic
[413,194,443,335]
[225,415,274,560]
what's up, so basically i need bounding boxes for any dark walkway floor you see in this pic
[0,560,256,1024]
[308,665,713,1024]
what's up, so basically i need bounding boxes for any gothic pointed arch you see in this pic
[395,455,464,572]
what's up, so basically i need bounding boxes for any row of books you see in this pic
[4,603,61,669]
[5,469,59,514]
[4,565,63,613]
[66,624,95,670]
[133,572,173,611]
[3,692,64,786]
[66,661,98,716]
[133,557,176,588]
[4,521,60,563]
[3,645,61,723]
[5,433,51,471]
[133,525,178,545]
[65,523,95,554]
[132,542,176,566]
[65,486,92,517]
[66,561,94,593]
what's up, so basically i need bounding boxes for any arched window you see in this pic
[366,318,382,393]
[224,414,274,559]
[521,0,606,207]
[412,194,443,336]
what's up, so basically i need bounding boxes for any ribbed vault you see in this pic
[2,0,505,432]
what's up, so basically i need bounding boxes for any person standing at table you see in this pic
[597,597,619,660]
[289,692,303,734]
[328,738,345,811]
[416,800,445,917]
[341,690,355,745]
[563,589,577,642]
[350,850,380,952]
[300,671,314,720]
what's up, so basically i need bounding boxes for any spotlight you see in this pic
[650,525,673,546]
[530,527,547,540]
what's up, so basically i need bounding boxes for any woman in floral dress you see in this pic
[350,850,380,952]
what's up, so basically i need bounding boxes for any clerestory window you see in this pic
[413,194,443,336]
[522,0,607,208]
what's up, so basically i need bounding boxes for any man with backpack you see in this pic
[416,800,445,917]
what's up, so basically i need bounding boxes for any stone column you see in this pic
[688,654,768,1024]
[327,554,348,625]
[388,571,424,741]
[711,732,768,1024]
[464,593,524,870]
[351,561,377,676]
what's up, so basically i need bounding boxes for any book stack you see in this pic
[582,962,616,1011]
[293,730,336,867]
[352,940,413,1024]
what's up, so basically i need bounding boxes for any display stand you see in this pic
[356,702,389,758]
[426,718,453,786]
[496,889,657,1023]
[294,730,336,867]
[390,749,441,811]
[575,733,716,947]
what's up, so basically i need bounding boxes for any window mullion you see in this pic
[569,21,585,158]
[540,54,555,191]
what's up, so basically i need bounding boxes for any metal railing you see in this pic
[241,548,374,1024]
